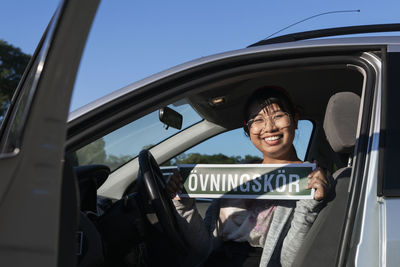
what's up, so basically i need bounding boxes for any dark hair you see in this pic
[243,86,298,135]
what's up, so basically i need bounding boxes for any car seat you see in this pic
[292,91,361,267]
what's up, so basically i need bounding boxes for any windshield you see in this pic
[74,101,202,171]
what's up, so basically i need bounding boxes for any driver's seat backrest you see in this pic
[292,91,360,267]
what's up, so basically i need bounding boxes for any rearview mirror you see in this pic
[159,107,183,130]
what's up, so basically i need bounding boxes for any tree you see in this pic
[75,138,107,165]
[240,155,263,163]
[0,39,31,120]
[168,153,262,165]
[105,154,132,171]
[74,137,133,170]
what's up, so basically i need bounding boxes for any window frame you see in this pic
[378,49,400,196]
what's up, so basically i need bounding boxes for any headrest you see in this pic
[323,92,360,153]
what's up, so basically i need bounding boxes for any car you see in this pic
[1,0,400,266]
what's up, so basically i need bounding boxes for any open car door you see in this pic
[0,1,99,266]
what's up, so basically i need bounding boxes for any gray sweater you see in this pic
[173,198,322,267]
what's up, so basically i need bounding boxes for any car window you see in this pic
[0,40,31,129]
[166,120,313,165]
[0,19,58,154]
[381,52,400,196]
[74,102,202,171]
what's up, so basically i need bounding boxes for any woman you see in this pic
[166,86,330,267]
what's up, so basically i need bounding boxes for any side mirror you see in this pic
[159,107,183,130]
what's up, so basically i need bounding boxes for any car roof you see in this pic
[68,35,400,123]
[249,23,400,46]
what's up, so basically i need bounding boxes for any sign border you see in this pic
[172,163,316,200]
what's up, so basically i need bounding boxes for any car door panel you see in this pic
[0,0,99,265]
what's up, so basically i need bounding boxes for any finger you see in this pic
[306,176,318,189]
[311,182,326,201]
[306,176,329,192]
[310,180,329,200]
[314,171,329,188]
[309,180,326,190]
[308,167,319,178]
[306,180,329,200]
[314,189,324,201]
[312,174,329,187]
[308,169,328,184]
[308,166,323,177]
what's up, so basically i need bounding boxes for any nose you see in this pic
[260,118,278,133]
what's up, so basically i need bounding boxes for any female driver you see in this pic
[167,86,330,267]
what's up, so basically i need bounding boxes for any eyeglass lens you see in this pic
[249,112,290,132]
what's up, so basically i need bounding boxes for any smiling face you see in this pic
[248,103,300,163]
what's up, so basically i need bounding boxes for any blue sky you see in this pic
[2,0,400,158]
[2,0,400,111]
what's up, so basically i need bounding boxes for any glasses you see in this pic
[247,111,291,133]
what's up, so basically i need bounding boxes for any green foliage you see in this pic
[75,138,262,170]
[105,154,132,171]
[76,138,107,165]
[141,144,154,150]
[75,137,134,170]
[242,154,263,163]
[166,153,262,165]
[0,39,31,120]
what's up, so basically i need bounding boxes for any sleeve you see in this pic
[280,199,323,267]
[172,198,214,266]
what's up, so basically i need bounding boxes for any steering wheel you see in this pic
[138,149,187,254]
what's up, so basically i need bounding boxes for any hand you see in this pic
[165,170,183,200]
[306,163,330,201]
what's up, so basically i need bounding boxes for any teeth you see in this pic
[265,136,281,141]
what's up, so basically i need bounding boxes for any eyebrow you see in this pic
[258,109,283,116]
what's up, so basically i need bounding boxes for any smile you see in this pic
[264,135,282,142]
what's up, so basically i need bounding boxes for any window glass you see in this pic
[293,120,313,160]
[166,120,313,165]
[74,102,202,171]
[0,16,59,154]
[0,1,56,128]
[0,40,31,128]
[381,52,400,196]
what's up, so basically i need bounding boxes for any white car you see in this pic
[1,0,399,266]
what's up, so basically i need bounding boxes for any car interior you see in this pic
[64,53,369,266]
